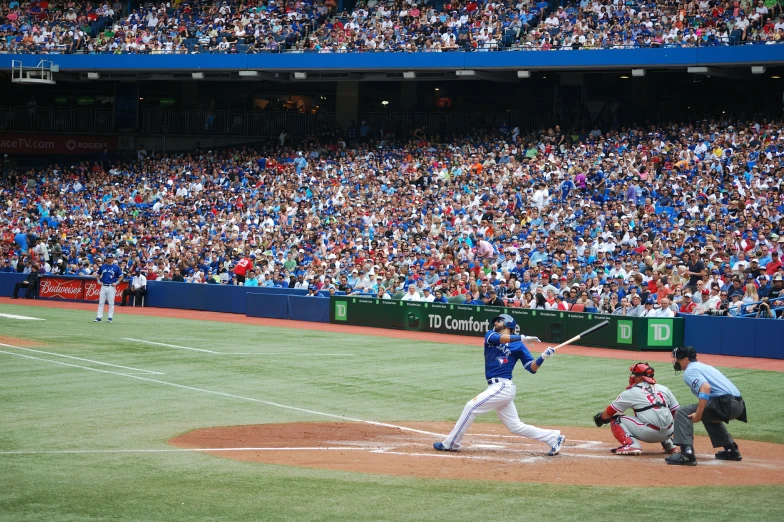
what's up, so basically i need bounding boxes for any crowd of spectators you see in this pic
[2,114,784,318]
[2,0,784,54]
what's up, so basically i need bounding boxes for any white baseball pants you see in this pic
[97,284,116,320]
[441,379,561,451]
[617,415,673,448]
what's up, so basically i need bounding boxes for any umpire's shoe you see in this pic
[433,442,458,452]
[665,445,697,466]
[715,443,742,461]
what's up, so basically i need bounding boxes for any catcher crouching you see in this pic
[594,363,679,455]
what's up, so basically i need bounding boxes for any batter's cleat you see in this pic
[662,440,677,454]
[715,449,742,461]
[94,318,101,322]
[433,442,458,452]
[548,435,565,456]
[107,318,113,323]
[612,445,642,456]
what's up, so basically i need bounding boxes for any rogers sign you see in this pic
[0,133,117,155]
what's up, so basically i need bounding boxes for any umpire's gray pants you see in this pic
[673,399,745,448]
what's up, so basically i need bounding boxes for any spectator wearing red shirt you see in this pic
[766,251,783,276]
[232,254,253,284]
[679,292,698,314]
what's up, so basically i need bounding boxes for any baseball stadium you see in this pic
[2,1,784,521]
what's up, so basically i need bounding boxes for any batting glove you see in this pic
[541,347,556,359]
[522,336,541,343]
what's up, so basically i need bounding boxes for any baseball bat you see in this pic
[551,320,610,351]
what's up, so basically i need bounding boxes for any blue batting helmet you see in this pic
[491,314,516,331]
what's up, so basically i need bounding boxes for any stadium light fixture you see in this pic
[192,72,204,80]
[87,72,100,79]
[293,72,308,80]
[456,70,476,77]
[403,71,416,79]
[239,70,259,77]
[632,69,646,77]
[751,66,766,75]
[517,70,531,79]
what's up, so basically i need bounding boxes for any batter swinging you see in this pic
[434,314,566,456]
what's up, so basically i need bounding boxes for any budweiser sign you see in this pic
[39,277,84,300]
[84,280,128,303]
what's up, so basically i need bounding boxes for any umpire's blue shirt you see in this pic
[683,361,741,399]
[484,331,535,380]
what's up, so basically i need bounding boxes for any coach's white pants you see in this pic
[441,379,561,451]
[97,285,116,320]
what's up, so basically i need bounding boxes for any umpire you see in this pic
[666,346,747,466]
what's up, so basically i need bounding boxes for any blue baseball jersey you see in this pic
[484,331,535,380]
[683,361,741,399]
[98,263,122,285]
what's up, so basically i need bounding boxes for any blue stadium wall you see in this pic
[4,45,784,71]
[1,273,782,359]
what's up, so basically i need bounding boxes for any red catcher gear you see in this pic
[629,362,656,385]
[611,418,634,447]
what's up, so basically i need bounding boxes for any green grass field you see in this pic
[1,303,783,522]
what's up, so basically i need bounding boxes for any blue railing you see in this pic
[739,296,784,318]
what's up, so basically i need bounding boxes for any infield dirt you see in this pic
[170,421,784,486]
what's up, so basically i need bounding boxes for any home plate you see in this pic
[0,313,45,321]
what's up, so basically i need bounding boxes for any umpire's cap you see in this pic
[672,346,697,361]
[491,313,516,331]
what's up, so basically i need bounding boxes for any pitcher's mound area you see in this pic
[170,422,784,486]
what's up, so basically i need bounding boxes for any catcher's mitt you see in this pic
[593,412,611,427]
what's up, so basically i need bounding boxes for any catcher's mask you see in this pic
[629,362,656,385]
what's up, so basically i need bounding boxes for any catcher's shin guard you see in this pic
[611,418,634,447]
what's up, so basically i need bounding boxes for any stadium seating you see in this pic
[1,114,782,319]
[2,0,782,54]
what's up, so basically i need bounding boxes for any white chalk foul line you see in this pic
[123,338,354,356]
[0,313,45,321]
[0,447,369,455]
[0,343,164,375]
[0,347,441,439]
[123,338,221,354]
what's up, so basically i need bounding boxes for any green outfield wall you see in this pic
[330,297,683,351]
